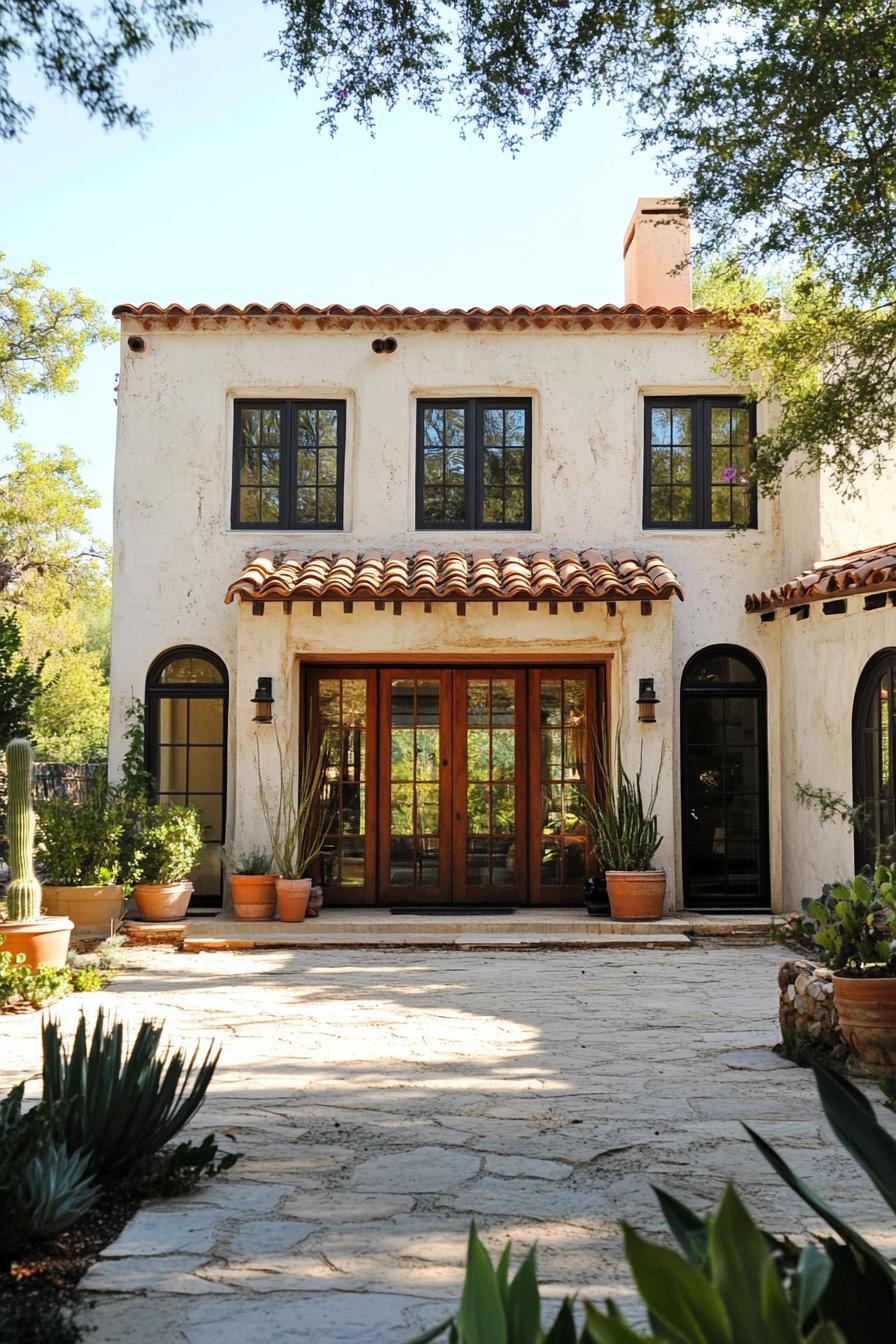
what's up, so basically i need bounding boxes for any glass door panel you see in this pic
[311,671,375,903]
[529,670,598,905]
[453,672,526,905]
[379,671,451,904]
[153,693,225,904]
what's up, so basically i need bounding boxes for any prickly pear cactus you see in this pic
[5,738,42,923]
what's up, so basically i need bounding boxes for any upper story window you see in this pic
[643,396,757,529]
[232,399,345,529]
[416,397,532,530]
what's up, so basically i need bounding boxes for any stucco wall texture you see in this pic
[109,317,895,912]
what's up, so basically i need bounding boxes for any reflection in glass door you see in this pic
[453,673,526,905]
[379,673,451,903]
[313,671,375,902]
[530,670,597,905]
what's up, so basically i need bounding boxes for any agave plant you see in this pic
[411,1066,896,1343]
[578,727,663,873]
[0,1083,97,1254]
[41,1008,222,1180]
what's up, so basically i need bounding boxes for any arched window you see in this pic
[681,645,769,910]
[853,650,896,870]
[146,648,228,909]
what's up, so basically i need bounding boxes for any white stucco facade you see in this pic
[109,299,896,914]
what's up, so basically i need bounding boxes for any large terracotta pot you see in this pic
[276,877,311,922]
[833,973,896,1070]
[133,880,192,922]
[230,874,277,920]
[605,870,666,922]
[0,916,73,970]
[42,884,124,938]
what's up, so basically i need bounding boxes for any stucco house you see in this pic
[109,199,896,916]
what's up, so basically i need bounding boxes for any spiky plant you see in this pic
[578,726,664,873]
[257,727,327,880]
[5,738,42,922]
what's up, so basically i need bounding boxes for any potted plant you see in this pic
[131,802,204,921]
[791,864,896,1070]
[258,731,326,921]
[38,782,125,937]
[579,729,665,921]
[223,846,276,920]
[1,739,72,968]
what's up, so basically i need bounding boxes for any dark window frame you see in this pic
[643,395,758,530]
[415,397,533,531]
[852,647,896,871]
[231,398,346,531]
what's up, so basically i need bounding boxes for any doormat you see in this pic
[391,906,516,916]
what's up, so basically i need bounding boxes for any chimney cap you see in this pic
[622,197,689,259]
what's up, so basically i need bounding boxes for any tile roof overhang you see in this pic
[745,542,896,616]
[113,301,718,333]
[225,548,684,607]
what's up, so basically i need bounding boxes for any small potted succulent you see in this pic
[223,846,276,920]
[131,802,204,921]
[1,739,72,968]
[791,863,896,1070]
[258,732,326,922]
[38,782,125,937]
[579,729,665,921]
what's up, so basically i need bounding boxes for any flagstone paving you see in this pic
[3,942,895,1343]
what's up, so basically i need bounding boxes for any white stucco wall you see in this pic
[111,317,793,909]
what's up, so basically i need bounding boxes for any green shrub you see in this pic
[130,801,204,884]
[0,1296,85,1344]
[37,779,123,886]
[41,1008,224,1181]
[412,1067,896,1343]
[0,1084,97,1255]
[0,943,72,1009]
[791,865,896,973]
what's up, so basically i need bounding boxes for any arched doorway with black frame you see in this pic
[853,648,896,871]
[680,645,770,911]
[145,647,228,910]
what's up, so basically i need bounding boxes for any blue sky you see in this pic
[1,2,674,540]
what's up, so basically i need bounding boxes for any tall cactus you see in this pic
[5,738,42,922]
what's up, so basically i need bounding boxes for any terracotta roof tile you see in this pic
[113,301,717,333]
[225,547,684,606]
[745,541,896,614]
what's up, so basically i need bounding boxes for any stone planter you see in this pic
[276,877,311,922]
[42,884,124,938]
[133,880,193,922]
[0,916,73,970]
[605,870,666,921]
[833,973,896,1071]
[230,874,277,920]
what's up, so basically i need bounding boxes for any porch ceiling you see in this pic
[224,546,684,607]
[744,540,896,616]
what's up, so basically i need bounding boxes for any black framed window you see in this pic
[644,396,757,529]
[853,649,896,870]
[232,399,345,529]
[416,398,532,529]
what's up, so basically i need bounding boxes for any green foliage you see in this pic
[793,783,868,834]
[578,729,663,873]
[790,865,896,974]
[32,648,109,763]
[4,737,42,921]
[130,801,204,885]
[222,845,274,875]
[138,1131,240,1199]
[0,1083,97,1254]
[119,697,155,801]
[258,728,327,879]
[415,1067,896,1343]
[0,2,209,140]
[0,945,72,1009]
[37,778,123,885]
[0,1296,85,1344]
[41,1008,223,1182]
[0,609,45,742]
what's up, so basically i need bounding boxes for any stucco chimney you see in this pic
[623,198,692,309]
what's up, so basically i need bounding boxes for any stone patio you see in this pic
[3,942,895,1342]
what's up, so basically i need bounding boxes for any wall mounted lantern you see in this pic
[637,677,659,724]
[251,676,274,724]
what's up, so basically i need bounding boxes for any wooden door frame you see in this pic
[303,657,609,906]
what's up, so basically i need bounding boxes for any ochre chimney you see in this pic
[623,198,692,309]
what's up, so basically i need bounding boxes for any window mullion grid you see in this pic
[282,400,296,528]
[469,399,479,529]
[695,398,709,528]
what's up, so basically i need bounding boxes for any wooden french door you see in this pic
[307,664,603,907]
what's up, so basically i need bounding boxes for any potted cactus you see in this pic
[1,739,73,969]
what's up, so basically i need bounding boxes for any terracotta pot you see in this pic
[605,870,666,922]
[833,973,896,1070]
[307,885,324,919]
[276,877,311,922]
[42,884,124,938]
[0,916,73,970]
[230,874,277,920]
[133,880,192,922]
